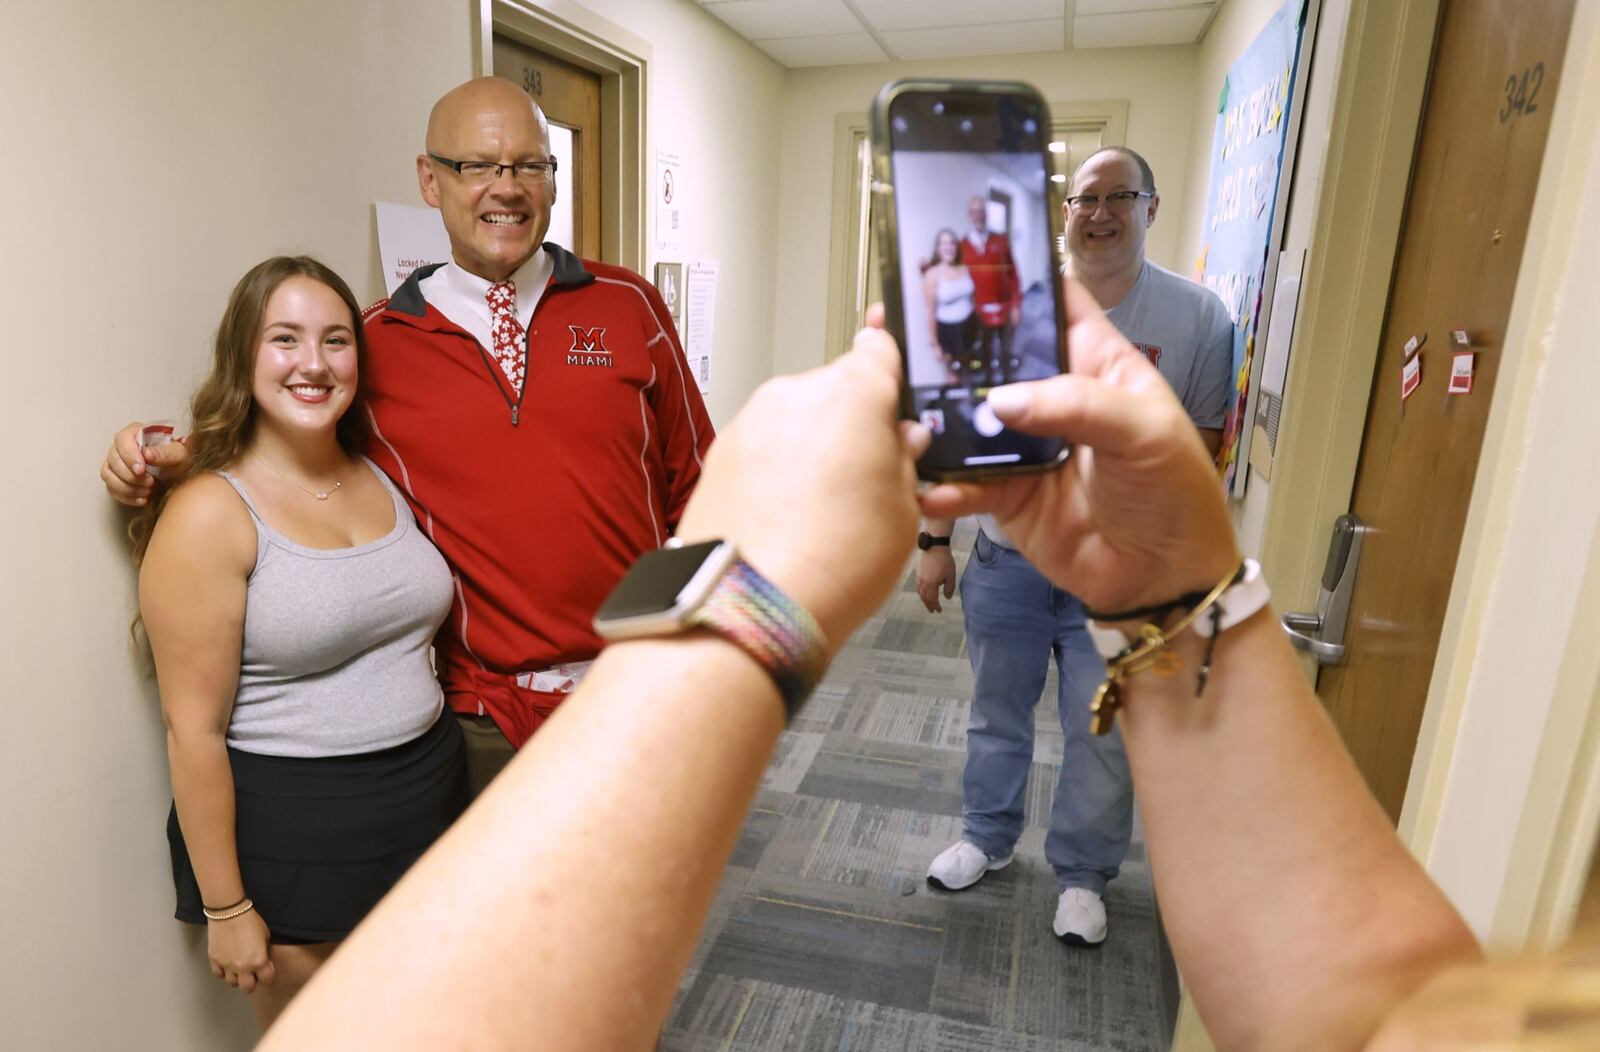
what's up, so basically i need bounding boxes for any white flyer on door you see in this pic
[375,202,451,296]
[683,260,719,396]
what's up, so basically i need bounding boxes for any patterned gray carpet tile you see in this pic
[665,528,1171,1050]
[663,975,1118,1052]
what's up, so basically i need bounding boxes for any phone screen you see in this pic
[880,84,1067,476]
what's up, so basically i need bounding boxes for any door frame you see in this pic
[1261,0,1600,940]
[1180,0,1600,1046]
[1400,0,1600,946]
[478,0,648,271]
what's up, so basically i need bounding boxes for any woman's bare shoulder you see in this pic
[145,472,257,572]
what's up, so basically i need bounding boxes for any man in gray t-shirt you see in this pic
[919,147,1234,948]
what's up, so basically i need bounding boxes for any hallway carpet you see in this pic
[662,526,1173,1051]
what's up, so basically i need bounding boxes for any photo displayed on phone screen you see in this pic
[886,88,1066,473]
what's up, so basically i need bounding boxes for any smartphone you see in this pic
[870,79,1069,481]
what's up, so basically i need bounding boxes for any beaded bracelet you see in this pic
[202,898,257,922]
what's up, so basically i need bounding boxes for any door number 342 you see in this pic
[1500,63,1544,123]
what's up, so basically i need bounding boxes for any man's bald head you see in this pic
[416,77,557,282]
[425,77,549,155]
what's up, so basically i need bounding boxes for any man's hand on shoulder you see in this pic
[101,421,191,507]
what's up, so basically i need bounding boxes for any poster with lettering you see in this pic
[375,202,451,297]
[1197,0,1308,493]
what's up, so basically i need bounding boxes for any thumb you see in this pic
[258,959,277,986]
[944,576,955,598]
[142,441,192,468]
[986,374,1164,455]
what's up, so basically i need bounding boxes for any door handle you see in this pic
[1280,514,1368,665]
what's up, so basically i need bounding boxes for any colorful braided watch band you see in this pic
[687,559,828,720]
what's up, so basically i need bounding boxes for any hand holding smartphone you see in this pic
[870,79,1069,481]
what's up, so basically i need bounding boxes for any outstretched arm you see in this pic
[921,277,1480,1050]
[261,327,928,1051]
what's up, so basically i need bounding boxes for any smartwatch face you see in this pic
[594,539,728,623]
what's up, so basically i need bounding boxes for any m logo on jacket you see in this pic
[568,325,613,367]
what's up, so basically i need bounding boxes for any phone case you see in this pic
[869,78,1071,483]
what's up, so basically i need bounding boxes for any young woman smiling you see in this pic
[131,257,467,1027]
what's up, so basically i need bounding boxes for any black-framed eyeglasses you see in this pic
[427,153,559,185]
[1065,190,1153,213]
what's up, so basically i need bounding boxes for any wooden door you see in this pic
[1317,0,1576,819]
[493,36,603,260]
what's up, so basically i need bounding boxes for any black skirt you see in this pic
[168,710,468,944]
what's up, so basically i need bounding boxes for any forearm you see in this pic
[265,633,786,1050]
[1119,610,1480,1050]
[922,516,954,535]
[167,729,244,906]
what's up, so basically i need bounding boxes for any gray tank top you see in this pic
[217,458,454,758]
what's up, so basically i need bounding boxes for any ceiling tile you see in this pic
[700,0,864,39]
[879,18,1065,61]
[752,32,891,67]
[851,0,1063,32]
[1076,0,1213,14]
[1073,7,1212,48]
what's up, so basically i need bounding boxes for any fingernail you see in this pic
[986,385,1032,415]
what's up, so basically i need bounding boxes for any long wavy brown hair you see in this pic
[128,256,370,566]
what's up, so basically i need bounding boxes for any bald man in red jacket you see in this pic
[959,195,1022,386]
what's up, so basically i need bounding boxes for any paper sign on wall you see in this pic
[656,149,683,254]
[1448,352,1475,394]
[683,260,719,396]
[375,202,451,296]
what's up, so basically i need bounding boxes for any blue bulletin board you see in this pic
[1196,0,1310,493]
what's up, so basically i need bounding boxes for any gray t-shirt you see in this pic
[979,260,1234,548]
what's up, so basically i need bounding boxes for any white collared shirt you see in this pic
[967,228,988,252]
[417,248,554,349]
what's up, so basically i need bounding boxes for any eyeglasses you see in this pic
[1065,190,1153,213]
[428,153,559,185]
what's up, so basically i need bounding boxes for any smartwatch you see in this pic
[917,532,951,551]
[592,539,827,719]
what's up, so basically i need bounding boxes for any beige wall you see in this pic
[2,1,475,1045]
[534,0,785,424]
[770,46,1202,376]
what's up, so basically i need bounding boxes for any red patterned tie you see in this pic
[486,280,526,397]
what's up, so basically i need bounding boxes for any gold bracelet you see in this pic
[1089,558,1244,735]
[202,898,256,922]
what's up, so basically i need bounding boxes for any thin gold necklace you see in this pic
[252,451,344,501]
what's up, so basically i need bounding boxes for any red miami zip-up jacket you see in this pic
[960,232,1022,327]
[359,245,714,747]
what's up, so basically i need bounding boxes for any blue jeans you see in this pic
[959,530,1133,893]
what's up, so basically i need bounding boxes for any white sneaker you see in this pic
[926,840,1013,891]
[1053,887,1107,947]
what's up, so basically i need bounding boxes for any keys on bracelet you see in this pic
[1091,628,1186,735]
[1090,677,1123,735]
